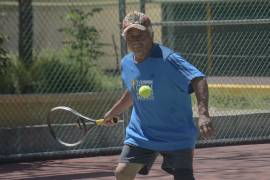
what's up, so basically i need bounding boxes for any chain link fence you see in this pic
[139,0,270,146]
[0,0,125,162]
[0,0,270,162]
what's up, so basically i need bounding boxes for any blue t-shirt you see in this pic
[121,44,205,151]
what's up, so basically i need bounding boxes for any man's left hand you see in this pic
[198,116,215,138]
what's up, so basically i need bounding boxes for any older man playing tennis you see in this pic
[104,11,214,180]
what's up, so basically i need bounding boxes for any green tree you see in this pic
[59,8,105,74]
[31,8,115,94]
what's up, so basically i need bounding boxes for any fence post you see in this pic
[118,0,127,58]
[205,2,213,75]
[118,0,129,132]
[140,0,146,13]
[18,0,33,68]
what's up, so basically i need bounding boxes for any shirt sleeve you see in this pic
[167,53,205,93]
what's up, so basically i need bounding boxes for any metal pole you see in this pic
[140,0,146,13]
[118,0,129,132]
[205,2,213,75]
[18,0,33,68]
[119,0,127,58]
[167,4,175,49]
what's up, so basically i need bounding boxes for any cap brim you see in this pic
[123,24,146,35]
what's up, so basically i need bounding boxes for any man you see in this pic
[104,11,214,180]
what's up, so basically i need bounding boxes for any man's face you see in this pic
[125,28,153,57]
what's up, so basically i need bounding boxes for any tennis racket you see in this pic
[47,106,120,147]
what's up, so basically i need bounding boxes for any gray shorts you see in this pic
[119,144,194,176]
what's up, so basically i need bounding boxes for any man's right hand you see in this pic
[103,112,119,126]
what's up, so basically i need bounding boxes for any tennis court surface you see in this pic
[1,143,269,180]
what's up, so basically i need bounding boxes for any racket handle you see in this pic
[96,117,119,126]
[96,119,105,125]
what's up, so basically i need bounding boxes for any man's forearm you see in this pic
[106,90,133,116]
[192,77,214,137]
[192,77,210,117]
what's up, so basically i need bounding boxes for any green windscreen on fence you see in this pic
[160,0,269,76]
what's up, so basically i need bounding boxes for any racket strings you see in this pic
[49,109,91,145]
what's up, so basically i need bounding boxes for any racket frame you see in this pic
[47,106,118,147]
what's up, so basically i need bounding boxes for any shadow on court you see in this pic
[0,144,269,180]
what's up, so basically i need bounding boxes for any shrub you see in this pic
[59,8,105,68]
[0,34,17,93]
[0,8,120,94]
[31,49,105,93]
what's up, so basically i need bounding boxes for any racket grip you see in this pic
[96,117,119,126]
[96,119,105,125]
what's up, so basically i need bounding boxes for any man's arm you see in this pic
[103,90,133,124]
[192,77,214,138]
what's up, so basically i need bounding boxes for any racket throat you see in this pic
[77,118,88,133]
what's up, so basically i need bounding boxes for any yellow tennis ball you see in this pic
[139,85,152,98]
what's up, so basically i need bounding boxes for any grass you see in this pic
[1,85,269,127]
[192,86,270,110]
